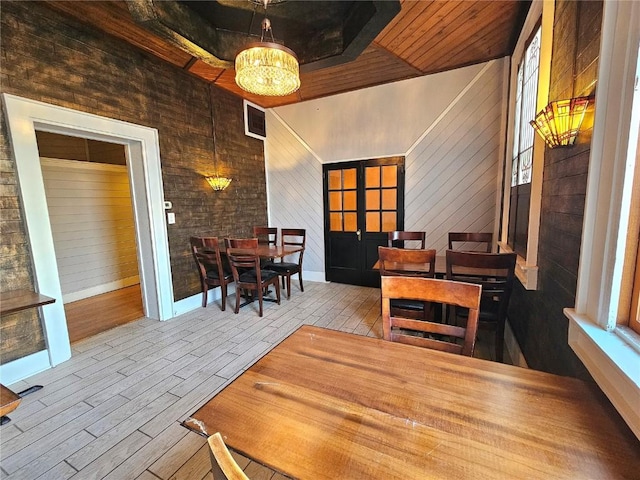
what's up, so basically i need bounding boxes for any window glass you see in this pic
[365,166,380,188]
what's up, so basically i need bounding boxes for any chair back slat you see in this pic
[445,250,516,362]
[387,231,426,249]
[253,227,277,247]
[381,276,481,357]
[448,232,493,252]
[378,246,436,277]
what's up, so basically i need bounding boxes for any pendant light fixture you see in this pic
[235,0,300,97]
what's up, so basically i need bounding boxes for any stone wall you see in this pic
[0,1,267,362]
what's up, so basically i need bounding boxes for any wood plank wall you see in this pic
[0,1,267,364]
[41,159,139,303]
[265,61,504,276]
[507,0,603,379]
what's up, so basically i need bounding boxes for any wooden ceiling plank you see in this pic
[390,1,471,60]
[412,4,519,70]
[374,0,434,46]
[397,1,477,62]
[41,0,526,107]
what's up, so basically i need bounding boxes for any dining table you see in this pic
[220,242,303,261]
[183,325,640,479]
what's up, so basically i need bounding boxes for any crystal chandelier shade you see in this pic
[235,42,300,97]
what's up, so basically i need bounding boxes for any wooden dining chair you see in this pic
[264,228,305,299]
[253,226,278,265]
[381,276,481,356]
[388,231,426,249]
[190,236,233,310]
[445,250,516,362]
[208,432,250,480]
[378,246,436,320]
[225,238,281,317]
[448,232,493,252]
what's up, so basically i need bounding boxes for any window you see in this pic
[566,0,640,439]
[508,27,541,258]
[499,0,552,290]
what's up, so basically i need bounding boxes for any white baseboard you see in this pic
[63,276,140,303]
[0,350,51,385]
[172,273,327,318]
[302,271,327,283]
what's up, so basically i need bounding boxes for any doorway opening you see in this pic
[1,93,174,383]
[36,131,145,342]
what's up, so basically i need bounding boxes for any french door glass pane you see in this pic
[344,213,357,232]
[382,189,397,210]
[382,212,396,232]
[343,191,357,211]
[365,166,380,188]
[343,169,357,189]
[366,212,380,232]
[366,190,380,210]
[330,213,342,231]
[382,165,397,187]
[329,192,341,211]
[328,170,341,190]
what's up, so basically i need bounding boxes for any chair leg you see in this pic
[234,286,241,314]
[221,285,227,312]
[286,275,292,300]
[298,270,304,292]
[257,285,264,317]
[275,278,281,305]
[202,284,208,308]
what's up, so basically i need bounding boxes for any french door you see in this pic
[323,157,405,287]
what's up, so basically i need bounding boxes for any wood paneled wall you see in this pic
[0,1,266,363]
[266,60,504,275]
[41,159,139,303]
[507,0,603,378]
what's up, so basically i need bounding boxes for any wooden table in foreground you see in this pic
[183,326,639,479]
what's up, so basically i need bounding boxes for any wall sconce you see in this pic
[206,175,232,191]
[530,96,591,148]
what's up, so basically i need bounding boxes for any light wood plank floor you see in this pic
[1,281,502,479]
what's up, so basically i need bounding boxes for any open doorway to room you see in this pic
[35,131,144,342]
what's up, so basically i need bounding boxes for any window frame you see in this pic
[565,0,640,439]
[499,0,554,290]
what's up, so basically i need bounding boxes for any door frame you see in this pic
[1,94,174,383]
[322,156,405,286]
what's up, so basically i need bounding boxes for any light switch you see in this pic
[167,212,176,224]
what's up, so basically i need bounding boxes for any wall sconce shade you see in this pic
[530,96,591,148]
[206,175,232,191]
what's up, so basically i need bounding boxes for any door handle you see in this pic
[356,229,361,241]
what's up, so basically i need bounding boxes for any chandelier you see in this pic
[235,1,300,97]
